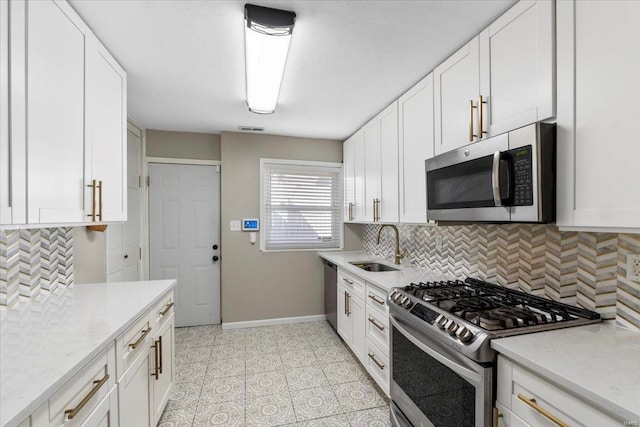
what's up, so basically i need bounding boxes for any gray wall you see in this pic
[146,129,221,160]
[72,227,106,283]
[220,131,362,323]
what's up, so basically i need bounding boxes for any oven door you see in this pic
[426,133,511,222]
[389,313,492,427]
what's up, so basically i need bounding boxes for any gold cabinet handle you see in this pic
[64,374,109,419]
[151,339,160,380]
[368,294,385,306]
[346,292,351,316]
[469,100,476,142]
[342,277,353,285]
[368,316,385,331]
[376,198,381,221]
[160,302,174,316]
[129,327,152,349]
[344,291,348,316]
[348,202,354,221]
[86,180,97,221]
[97,180,103,221]
[158,335,163,374]
[478,95,487,138]
[368,352,385,370]
[517,394,568,427]
[492,407,503,427]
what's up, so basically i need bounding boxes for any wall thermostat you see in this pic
[242,218,259,231]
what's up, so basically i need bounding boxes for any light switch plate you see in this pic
[230,220,241,232]
[627,254,640,281]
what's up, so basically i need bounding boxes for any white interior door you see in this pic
[107,124,142,282]
[148,163,221,327]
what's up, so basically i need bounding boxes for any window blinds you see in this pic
[262,162,342,251]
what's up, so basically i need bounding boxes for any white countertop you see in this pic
[492,321,640,422]
[318,251,454,292]
[0,279,176,427]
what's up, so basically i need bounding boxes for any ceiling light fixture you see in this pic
[244,4,296,114]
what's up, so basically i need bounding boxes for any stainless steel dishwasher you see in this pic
[323,259,338,331]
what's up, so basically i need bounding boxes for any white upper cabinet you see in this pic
[85,34,127,222]
[479,0,555,137]
[0,0,10,224]
[557,0,640,230]
[434,37,481,155]
[344,129,365,222]
[434,0,554,156]
[343,135,355,222]
[378,102,399,223]
[26,0,87,224]
[398,73,434,224]
[363,117,381,222]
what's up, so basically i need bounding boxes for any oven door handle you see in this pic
[390,315,483,386]
[492,150,502,207]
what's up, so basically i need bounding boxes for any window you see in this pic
[260,159,343,251]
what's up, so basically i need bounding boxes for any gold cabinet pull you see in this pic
[129,327,152,350]
[492,407,503,427]
[469,100,476,141]
[158,335,163,374]
[86,180,97,221]
[160,302,174,316]
[478,95,487,138]
[368,316,385,331]
[368,352,385,370]
[346,292,351,316]
[97,180,103,221]
[64,374,109,419]
[348,202,354,221]
[342,277,354,285]
[368,294,385,306]
[517,394,568,427]
[344,292,348,316]
[151,339,160,380]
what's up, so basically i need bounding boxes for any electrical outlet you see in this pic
[627,254,640,281]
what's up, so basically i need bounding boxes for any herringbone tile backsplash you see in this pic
[363,224,640,331]
[0,228,74,308]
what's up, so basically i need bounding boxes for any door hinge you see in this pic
[139,247,142,260]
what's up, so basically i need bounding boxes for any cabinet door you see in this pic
[557,0,640,229]
[26,0,87,224]
[151,312,174,425]
[434,37,480,155]
[479,0,554,137]
[379,102,399,223]
[343,135,355,222]
[337,283,352,344]
[398,73,434,223]
[0,0,10,224]
[352,130,365,222]
[119,348,152,427]
[80,387,119,427]
[85,34,127,222]
[349,294,366,365]
[363,119,380,222]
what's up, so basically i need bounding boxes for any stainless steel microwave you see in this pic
[425,123,555,223]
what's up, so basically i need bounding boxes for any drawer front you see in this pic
[511,363,620,427]
[338,269,365,300]
[365,304,389,354]
[80,386,119,427]
[366,284,388,312]
[116,313,152,379]
[365,340,390,396]
[33,343,116,427]
[150,291,174,330]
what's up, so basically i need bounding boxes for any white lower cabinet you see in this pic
[495,355,621,427]
[80,388,119,427]
[151,312,175,425]
[118,347,152,427]
[365,339,389,395]
[337,279,366,365]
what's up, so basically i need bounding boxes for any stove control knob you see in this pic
[444,319,458,335]
[393,293,404,303]
[435,314,447,329]
[401,297,412,308]
[456,326,474,343]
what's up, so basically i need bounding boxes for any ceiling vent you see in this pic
[238,126,265,132]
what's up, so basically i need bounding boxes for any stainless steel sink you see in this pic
[349,262,399,272]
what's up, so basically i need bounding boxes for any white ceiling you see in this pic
[69,0,516,140]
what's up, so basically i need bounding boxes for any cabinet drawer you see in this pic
[32,343,116,427]
[115,312,152,380]
[365,340,389,397]
[80,386,119,427]
[511,363,620,427]
[365,284,388,312]
[365,304,389,354]
[150,291,174,330]
[338,269,365,300]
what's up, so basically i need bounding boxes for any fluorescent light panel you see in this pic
[244,4,296,114]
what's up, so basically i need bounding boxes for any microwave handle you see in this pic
[492,151,502,207]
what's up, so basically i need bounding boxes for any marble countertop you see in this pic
[318,251,454,292]
[492,321,640,422]
[0,279,176,427]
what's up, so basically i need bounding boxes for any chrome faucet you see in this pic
[376,224,406,265]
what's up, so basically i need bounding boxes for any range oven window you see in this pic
[392,326,475,427]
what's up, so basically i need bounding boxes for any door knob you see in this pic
[212,255,219,262]
[124,254,128,259]
[212,244,219,250]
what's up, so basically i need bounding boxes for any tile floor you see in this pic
[159,321,391,427]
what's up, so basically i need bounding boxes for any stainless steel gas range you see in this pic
[388,277,601,427]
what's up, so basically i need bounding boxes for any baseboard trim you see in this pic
[222,314,327,330]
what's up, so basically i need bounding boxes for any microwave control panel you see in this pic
[510,145,533,206]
